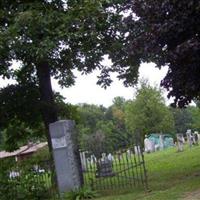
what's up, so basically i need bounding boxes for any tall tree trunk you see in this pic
[36,61,58,189]
[36,61,84,188]
[36,61,58,152]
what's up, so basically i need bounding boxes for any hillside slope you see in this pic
[98,145,200,200]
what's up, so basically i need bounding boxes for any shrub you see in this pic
[0,172,51,200]
[65,187,98,200]
[0,158,51,200]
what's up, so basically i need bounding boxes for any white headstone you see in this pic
[186,129,193,148]
[107,153,114,162]
[80,151,87,171]
[126,149,131,158]
[144,137,155,153]
[90,154,97,164]
[176,133,184,152]
[134,145,141,155]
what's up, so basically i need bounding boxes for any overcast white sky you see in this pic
[0,62,170,107]
[52,62,169,107]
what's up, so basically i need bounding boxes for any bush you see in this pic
[65,187,98,200]
[0,172,51,200]
[0,158,52,200]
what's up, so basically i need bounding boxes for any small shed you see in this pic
[0,142,47,161]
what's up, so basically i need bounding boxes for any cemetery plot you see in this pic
[81,142,148,192]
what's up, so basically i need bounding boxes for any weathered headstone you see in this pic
[80,151,87,172]
[176,133,184,152]
[126,149,132,158]
[117,151,122,161]
[134,145,141,155]
[144,137,155,153]
[107,153,114,162]
[194,131,199,145]
[96,158,115,177]
[101,153,107,161]
[90,154,97,164]
[49,120,82,193]
[186,129,193,148]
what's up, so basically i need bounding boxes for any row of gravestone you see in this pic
[144,130,200,153]
[177,129,200,152]
[80,152,115,177]
[79,146,141,175]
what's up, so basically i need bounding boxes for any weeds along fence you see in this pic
[0,158,59,200]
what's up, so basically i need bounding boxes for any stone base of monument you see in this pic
[96,160,115,178]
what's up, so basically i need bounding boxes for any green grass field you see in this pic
[96,145,200,200]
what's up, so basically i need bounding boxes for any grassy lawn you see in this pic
[96,145,200,200]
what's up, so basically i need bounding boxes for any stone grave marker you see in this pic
[96,158,115,178]
[49,120,82,193]
[176,133,184,152]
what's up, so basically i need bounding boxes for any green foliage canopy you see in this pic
[187,106,200,132]
[0,84,79,151]
[0,0,136,150]
[123,0,200,107]
[170,108,193,133]
[125,81,174,139]
[77,100,131,153]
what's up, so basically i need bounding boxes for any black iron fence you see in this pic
[80,136,148,192]
[0,136,148,198]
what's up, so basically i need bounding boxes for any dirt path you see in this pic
[182,189,200,200]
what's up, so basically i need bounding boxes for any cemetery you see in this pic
[1,98,200,199]
[1,123,200,199]
[0,1,200,200]
[98,144,200,200]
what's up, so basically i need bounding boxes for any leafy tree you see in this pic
[0,84,41,129]
[107,97,132,148]
[77,104,105,135]
[170,106,200,134]
[55,93,80,123]
[76,104,116,151]
[1,1,199,154]
[96,120,129,151]
[123,0,200,107]
[0,84,79,151]
[0,84,44,150]
[81,130,107,159]
[111,97,126,128]
[112,97,126,110]
[125,81,174,140]
[77,100,132,152]
[1,119,43,152]
[0,1,132,150]
[0,130,4,150]
[170,108,193,133]
[187,106,200,132]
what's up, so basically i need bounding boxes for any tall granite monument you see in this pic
[49,120,82,193]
